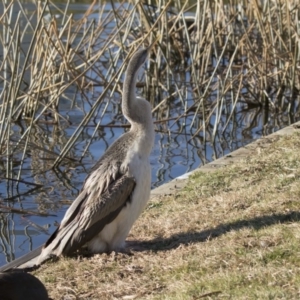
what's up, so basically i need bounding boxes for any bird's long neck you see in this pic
[122,62,154,153]
[122,62,139,123]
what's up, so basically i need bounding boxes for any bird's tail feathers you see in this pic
[0,245,43,272]
[0,220,79,272]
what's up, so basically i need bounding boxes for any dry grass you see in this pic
[34,131,300,299]
[0,1,298,222]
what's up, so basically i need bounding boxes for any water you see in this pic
[0,1,299,266]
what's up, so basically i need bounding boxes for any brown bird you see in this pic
[0,271,48,300]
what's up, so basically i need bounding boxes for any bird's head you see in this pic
[127,37,158,74]
[127,48,149,75]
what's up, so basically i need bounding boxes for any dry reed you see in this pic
[0,0,299,204]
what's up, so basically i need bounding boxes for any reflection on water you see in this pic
[0,1,299,266]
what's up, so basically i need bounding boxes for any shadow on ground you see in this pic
[2,211,299,270]
[129,211,300,251]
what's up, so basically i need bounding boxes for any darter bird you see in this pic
[0,46,155,271]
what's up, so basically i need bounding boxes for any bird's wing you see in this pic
[40,173,136,258]
[60,162,122,228]
[0,162,135,271]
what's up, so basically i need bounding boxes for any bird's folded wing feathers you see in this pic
[40,174,136,257]
[0,175,135,272]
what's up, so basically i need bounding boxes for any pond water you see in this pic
[0,1,299,266]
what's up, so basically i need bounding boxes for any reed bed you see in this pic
[0,0,299,204]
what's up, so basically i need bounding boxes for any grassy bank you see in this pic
[1,0,300,178]
[33,130,300,299]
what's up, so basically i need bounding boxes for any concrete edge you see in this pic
[150,121,300,198]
